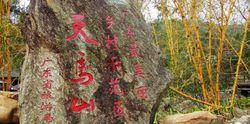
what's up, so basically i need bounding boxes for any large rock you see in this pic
[228,115,250,124]
[0,91,18,100]
[0,95,19,123]
[160,111,224,124]
[19,0,170,124]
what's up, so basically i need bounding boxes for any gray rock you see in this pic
[228,115,250,124]
[159,111,224,124]
[234,107,248,118]
[0,95,19,123]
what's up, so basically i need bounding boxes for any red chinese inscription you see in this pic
[41,91,53,100]
[113,101,125,117]
[42,113,54,123]
[43,80,53,89]
[40,58,52,67]
[66,14,100,46]
[109,55,123,73]
[70,98,95,113]
[70,52,94,87]
[42,68,52,78]
[129,42,140,58]
[106,34,118,50]
[40,102,53,111]
[106,16,114,29]
[40,57,54,122]
[136,86,148,100]
[109,77,124,95]
[127,25,134,38]
[70,72,94,87]
[134,62,145,80]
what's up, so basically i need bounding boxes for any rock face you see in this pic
[19,0,170,124]
[160,111,224,124]
[0,95,19,123]
[228,115,250,124]
[0,91,18,100]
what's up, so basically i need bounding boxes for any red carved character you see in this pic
[40,102,53,111]
[113,101,125,117]
[40,58,52,67]
[41,91,53,100]
[127,25,134,38]
[42,113,54,123]
[106,34,118,50]
[66,14,100,46]
[129,42,139,58]
[136,86,148,100]
[109,55,122,73]
[43,80,53,89]
[70,51,94,87]
[42,68,52,78]
[109,77,123,95]
[133,62,145,80]
[69,71,94,87]
[76,57,86,72]
[75,52,91,72]
[106,16,114,29]
[70,98,95,113]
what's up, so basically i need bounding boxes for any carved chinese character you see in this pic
[136,86,148,100]
[106,16,114,29]
[109,55,123,73]
[75,51,91,72]
[106,34,118,50]
[42,113,54,123]
[134,62,145,80]
[41,91,53,100]
[40,102,53,111]
[42,68,52,78]
[113,101,125,117]
[129,42,139,58]
[70,71,94,87]
[109,77,123,95]
[70,98,95,113]
[76,57,86,72]
[40,58,52,67]
[43,80,53,89]
[66,14,100,46]
[109,83,121,95]
[127,25,134,38]
[70,51,94,87]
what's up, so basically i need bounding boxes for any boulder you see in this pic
[228,115,250,124]
[160,111,224,124]
[234,107,248,118]
[0,91,18,100]
[0,95,19,123]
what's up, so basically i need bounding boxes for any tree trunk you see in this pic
[19,0,171,124]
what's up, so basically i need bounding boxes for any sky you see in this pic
[19,0,30,8]
[142,1,160,22]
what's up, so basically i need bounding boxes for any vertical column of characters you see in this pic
[66,14,100,113]
[124,10,149,100]
[69,51,95,113]
[40,58,54,123]
[105,16,125,117]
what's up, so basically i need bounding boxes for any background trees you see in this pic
[147,0,249,116]
[0,0,24,91]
